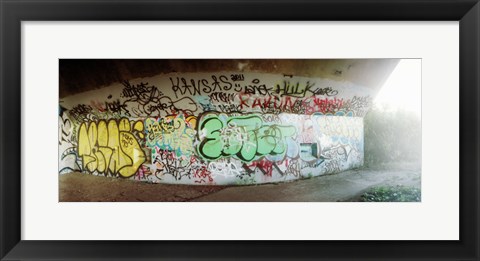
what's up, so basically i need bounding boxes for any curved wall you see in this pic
[59,61,396,185]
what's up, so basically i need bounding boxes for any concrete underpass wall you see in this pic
[59,69,381,185]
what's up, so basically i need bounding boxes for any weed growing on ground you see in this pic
[360,185,421,202]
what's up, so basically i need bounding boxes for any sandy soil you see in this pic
[60,162,420,202]
[59,172,227,202]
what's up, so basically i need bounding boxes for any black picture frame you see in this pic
[1,0,479,260]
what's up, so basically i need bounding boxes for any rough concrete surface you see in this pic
[60,164,420,202]
[193,167,420,202]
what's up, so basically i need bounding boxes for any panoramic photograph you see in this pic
[58,59,421,202]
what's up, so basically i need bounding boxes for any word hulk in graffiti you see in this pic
[197,113,296,162]
[274,80,338,98]
[77,118,146,178]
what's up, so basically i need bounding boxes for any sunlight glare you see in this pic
[374,59,421,118]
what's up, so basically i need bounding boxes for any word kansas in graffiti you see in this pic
[170,75,270,98]
[78,118,146,178]
[197,113,296,162]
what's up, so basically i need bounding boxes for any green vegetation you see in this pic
[356,105,422,202]
[360,185,421,202]
[363,105,421,168]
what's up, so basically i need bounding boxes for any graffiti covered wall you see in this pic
[59,72,370,185]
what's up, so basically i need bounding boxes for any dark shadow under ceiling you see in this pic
[59,59,400,98]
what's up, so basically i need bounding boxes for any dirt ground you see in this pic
[60,162,420,202]
[59,172,227,202]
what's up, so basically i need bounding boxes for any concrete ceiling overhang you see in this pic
[59,59,400,98]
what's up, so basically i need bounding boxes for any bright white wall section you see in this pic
[22,22,458,240]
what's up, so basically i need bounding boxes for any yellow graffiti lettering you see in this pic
[78,118,146,178]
